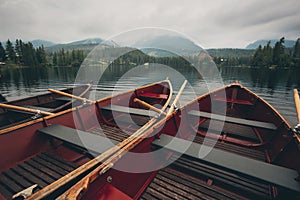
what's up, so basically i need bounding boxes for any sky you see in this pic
[0,0,299,48]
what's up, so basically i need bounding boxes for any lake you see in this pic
[0,65,299,126]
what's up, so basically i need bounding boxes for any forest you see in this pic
[1,37,299,69]
[250,37,300,68]
[0,39,47,67]
[0,39,86,67]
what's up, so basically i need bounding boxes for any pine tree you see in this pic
[61,48,66,65]
[5,39,15,62]
[294,38,300,58]
[251,45,263,67]
[14,39,23,64]
[22,42,37,66]
[262,41,273,67]
[36,45,47,66]
[293,38,300,67]
[0,43,5,62]
[53,52,58,65]
[272,37,285,66]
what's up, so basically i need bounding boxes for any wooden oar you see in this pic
[293,89,300,143]
[56,80,187,200]
[294,89,300,124]
[48,88,95,104]
[0,103,54,116]
[134,98,167,116]
[167,80,187,115]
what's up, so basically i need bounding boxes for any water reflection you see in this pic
[0,65,298,124]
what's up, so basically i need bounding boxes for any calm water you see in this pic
[0,65,299,126]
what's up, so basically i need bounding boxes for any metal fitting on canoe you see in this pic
[32,110,42,119]
[172,103,179,111]
[99,163,114,175]
[294,124,300,134]
[107,176,113,183]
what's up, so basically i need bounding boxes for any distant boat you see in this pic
[0,83,92,130]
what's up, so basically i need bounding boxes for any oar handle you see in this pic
[167,80,187,115]
[48,88,95,104]
[134,98,166,116]
[294,89,300,124]
[0,103,54,116]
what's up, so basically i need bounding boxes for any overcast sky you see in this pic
[1,0,299,48]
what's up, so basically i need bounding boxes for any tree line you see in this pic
[0,39,47,66]
[51,49,85,67]
[251,37,300,68]
[2,37,299,69]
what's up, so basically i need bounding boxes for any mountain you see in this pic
[246,39,296,49]
[133,35,203,56]
[31,40,56,48]
[45,38,103,52]
[66,38,103,46]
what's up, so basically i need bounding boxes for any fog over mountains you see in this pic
[245,39,296,49]
[2,36,297,56]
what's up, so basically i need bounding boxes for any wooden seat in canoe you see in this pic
[213,97,254,105]
[101,105,158,118]
[24,105,53,113]
[188,110,277,130]
[139,93,168,99]
[38,125,118,155]
[152,134,300,193]
[55,97,73,102]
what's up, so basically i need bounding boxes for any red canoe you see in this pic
[55,81,300,200]
[0,83,92,130]
[0,79,172,200]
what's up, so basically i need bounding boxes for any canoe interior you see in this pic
[0,84,91,130]
[0,81,171,200]
[1,82,299,199]
[76,83,300,199]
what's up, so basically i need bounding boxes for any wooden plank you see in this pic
[43,152,79,169]
[24,105,53,112]
[171,157,269,196]
[19,162,55,184]
[39,125,119,155]
[55,96,72,102]
[0,183,13,200]
[144,185,174,200]
[198,120,259,141]
[12,166,48,188]
[188,110,277,130]
[213,97,253,105]
[152,135,300,193]
[4,169,32,188]
[38,154,76,172]
[192,135,265,161]
[149,182,189,200]
[158,169,238,200]
[0,173,23,193]
[31,156,69,176]
[25,159,62,180]
[101,104,157,118]
[139,93,168,99]
[154,174,214,200]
